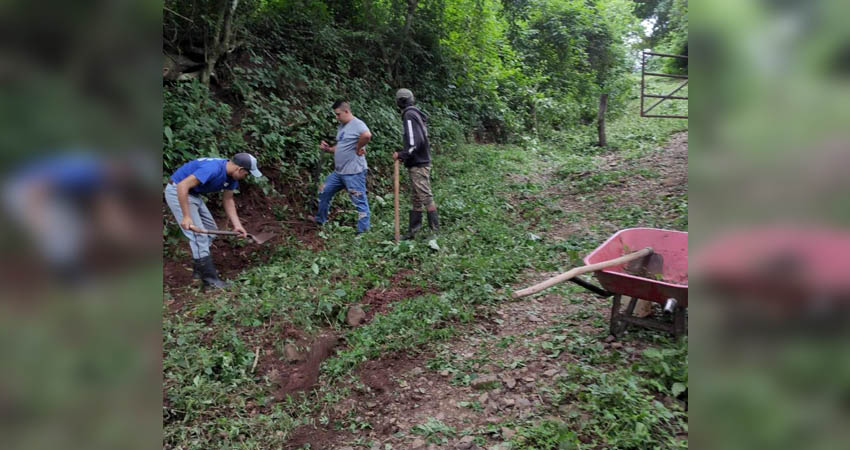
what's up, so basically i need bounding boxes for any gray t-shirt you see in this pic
[334,117,370,174]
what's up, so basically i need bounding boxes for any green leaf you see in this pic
[671,382,687,396]
[643,348,662,359]
[311,263,319,275]
[164,126,173,145]
[428,239,440,251]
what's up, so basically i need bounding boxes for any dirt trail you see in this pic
[281,134,689,449]
[283,290,660,449]
[546,132,687,242]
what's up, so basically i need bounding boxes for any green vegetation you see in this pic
[162,0,689,188]
[163,0,688,447]
[635,0,689,73]
[163,93,688,446]
[412,417,458,444]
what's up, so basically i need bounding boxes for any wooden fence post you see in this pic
[597,93,609,147]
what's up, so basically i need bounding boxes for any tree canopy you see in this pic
[163,0,687,183]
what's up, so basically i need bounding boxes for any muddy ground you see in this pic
[289,134,686,449]
[164,133,688,449]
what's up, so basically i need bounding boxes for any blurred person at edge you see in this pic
[165,153,262,289]
[2,151,155,285]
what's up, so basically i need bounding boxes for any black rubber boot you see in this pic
[427,210,440,232]
[192,259,202,280]
[199,256,230,289]
[402,210,423,240]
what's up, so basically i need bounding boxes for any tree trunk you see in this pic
[391,0,418,82]
[202,0,239,86]
[597,93,609,147]
[363,0,374,29]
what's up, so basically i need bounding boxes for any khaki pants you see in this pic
[408,166,434,211]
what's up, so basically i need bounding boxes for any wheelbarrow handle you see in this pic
[513,247,653,298]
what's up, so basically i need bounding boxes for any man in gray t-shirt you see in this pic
[314,100,372,233]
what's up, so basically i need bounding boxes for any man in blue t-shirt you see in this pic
[164,153,262,288]
[3,152,150,283]
[313,100,372,234]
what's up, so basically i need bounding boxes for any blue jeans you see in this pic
[315,170,370,233]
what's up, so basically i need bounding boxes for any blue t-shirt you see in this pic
[14,153,106,196]
[334,117,369,175]
[170,158,238,195]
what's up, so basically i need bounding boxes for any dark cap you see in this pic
[232,153,263,177]
[395,88,414,102]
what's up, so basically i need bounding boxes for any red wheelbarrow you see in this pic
[515,228,688,337]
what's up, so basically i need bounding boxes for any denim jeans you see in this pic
[315,170,370,233]
[164,183,219,258]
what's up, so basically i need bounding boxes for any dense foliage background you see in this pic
[163,0,687,195]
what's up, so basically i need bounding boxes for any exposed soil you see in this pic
[255,270,436,405]
[249,323,307,372]
[164,132,688,449]
[163,179,325,312]
[273,334,340,398]
[279,352,431,450]
[359,270,437,323]
[279,291,649,449]
[239,320,343,402]
[276,132,689,449]
[544,131,688,242]
[284,425,355,450]
[359,353,428,395]
[361,286,427,322]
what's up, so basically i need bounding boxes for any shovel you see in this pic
[513,247,663,298]
[189,226,275,245]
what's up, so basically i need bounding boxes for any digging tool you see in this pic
[189,226,275,245]
[394,159,400,242]
[513,247,663,298]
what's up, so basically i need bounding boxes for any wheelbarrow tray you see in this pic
[584,228,688,307]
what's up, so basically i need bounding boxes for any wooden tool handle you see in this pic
[393,159,400,242]
[189,226,238,236]
[513,247,653,298]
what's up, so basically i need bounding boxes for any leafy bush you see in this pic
[163,81,246,174]
[513,419,580,449]
[636,337,689,397]
[551,363,687,448]
[163,0,642,178]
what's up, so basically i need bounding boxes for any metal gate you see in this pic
[641,51,688,119]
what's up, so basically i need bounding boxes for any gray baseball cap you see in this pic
[232,152,263,177]
[395,88,414,101]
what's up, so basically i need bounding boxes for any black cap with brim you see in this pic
[232,153,263,177]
